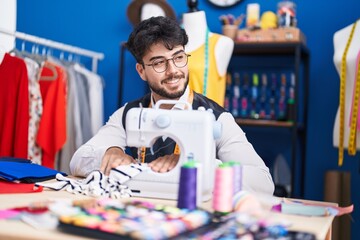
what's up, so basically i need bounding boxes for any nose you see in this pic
[165,59,177,73]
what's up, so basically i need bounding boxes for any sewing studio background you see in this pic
[0,0,359,238]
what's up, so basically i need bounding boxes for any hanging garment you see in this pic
[73,70,93,143]
[74,63,104,135]
[188,34,226,106]
[0,53,29,158]
[57,64,80,174]
[36,61,67,169]
[24,57,43,164]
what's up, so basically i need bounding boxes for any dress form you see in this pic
[183,10,234,76]
[140,3,166,21]
[333,20,360,149]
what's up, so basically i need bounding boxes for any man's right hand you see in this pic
[100,147,136,175]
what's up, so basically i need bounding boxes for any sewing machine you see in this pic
[125,100,222,202]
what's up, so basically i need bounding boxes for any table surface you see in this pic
[0,189,336,240]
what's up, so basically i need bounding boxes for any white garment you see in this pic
[74,63,104,135]
[70,86,274,196]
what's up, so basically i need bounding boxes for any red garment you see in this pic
[36,61,67,168]
[0,53,29,158]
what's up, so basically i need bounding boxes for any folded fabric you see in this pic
[271,198,354,217]
[0,180,43,194]
[0,161,67,183]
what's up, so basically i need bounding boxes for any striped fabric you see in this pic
[37,163,148,199]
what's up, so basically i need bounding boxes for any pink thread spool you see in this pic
[212,164,234,214]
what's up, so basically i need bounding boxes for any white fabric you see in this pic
[74,63,104,135]
[38,163,148,199]
[70,86,275,195]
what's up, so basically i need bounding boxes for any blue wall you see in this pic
[17,0,359,238]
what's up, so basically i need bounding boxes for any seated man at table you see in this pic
[70,16,274,195]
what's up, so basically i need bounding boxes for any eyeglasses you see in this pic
[144,52,191,73]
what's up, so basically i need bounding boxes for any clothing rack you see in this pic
[0,28,104,73]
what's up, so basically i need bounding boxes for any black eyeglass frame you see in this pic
[143,52,191,73]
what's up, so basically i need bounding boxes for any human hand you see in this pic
[100,147,136,175]
[148,154,179,173]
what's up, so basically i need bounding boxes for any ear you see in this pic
[136,63,147,81]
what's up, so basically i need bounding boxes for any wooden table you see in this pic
[0,189,335,240]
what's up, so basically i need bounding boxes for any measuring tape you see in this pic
[339,20,358,166]
[348,53,360,156]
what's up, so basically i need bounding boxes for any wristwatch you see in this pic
[207,0,242,7]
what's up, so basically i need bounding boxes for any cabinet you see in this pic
[226,42,309,198]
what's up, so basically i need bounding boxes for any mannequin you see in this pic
[183,10,234,106]
[333,20,360,153]
[140,3,166,21]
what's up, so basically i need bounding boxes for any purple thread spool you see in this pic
[232,162,242,194]
[177,162,197,210]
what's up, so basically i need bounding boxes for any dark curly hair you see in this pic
[125,16,189,64]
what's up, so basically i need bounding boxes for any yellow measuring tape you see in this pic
[348,53,360,156]
[339,20,358,166]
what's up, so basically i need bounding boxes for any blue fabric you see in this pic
[0,161,67,183]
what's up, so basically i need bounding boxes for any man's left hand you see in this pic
[148,154,179,173]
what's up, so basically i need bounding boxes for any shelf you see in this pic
[235,119,294,128]
[228,40,309,198]
[232,42,309,57]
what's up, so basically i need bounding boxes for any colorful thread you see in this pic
[212,164,234,213]
[177,161,198,210]
[231,161,242,194]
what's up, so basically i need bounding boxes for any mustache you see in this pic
[161,74,184,83]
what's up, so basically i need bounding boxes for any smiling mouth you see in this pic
[162,77,181,85]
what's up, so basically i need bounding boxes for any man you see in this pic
[70,16,274,195]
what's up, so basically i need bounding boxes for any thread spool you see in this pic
[177,161,197,210]
[195,160,202,206]
[212,164,234,214]
[229,161,242,194]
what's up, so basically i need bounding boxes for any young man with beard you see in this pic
[70,16,274,195]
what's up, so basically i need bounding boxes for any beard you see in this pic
[148,74,189,99]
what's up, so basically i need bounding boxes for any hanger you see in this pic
[8,40,26,58]
[39,61,58,81]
